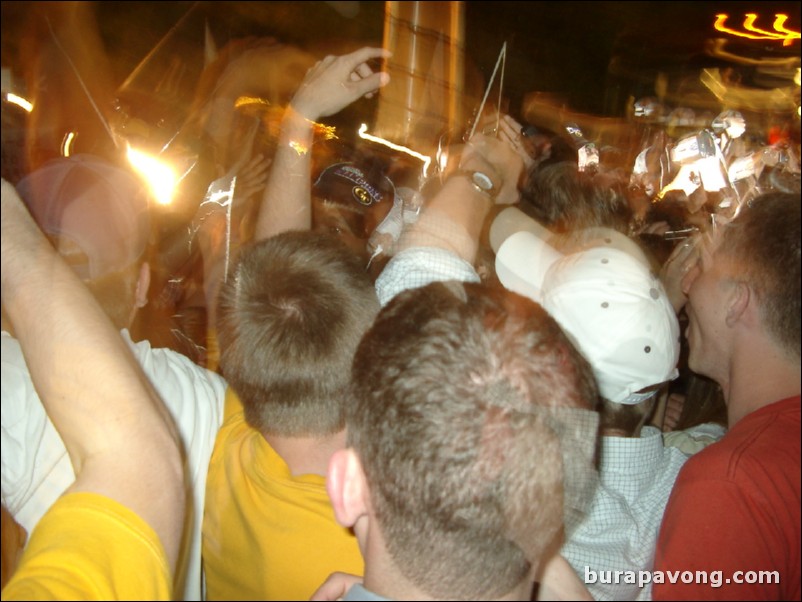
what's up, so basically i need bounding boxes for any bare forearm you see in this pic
[395,130,523,265]
[254,47,390,240]
[254,108,315,239]
[396,175,493,264]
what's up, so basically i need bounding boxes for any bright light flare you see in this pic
[288,140,309,155]
[126,146,178,205]
[5,92,33,112]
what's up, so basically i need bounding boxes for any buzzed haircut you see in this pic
[217,230,380,436]
[347,281,599,599]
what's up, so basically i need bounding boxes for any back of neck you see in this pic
[263,430,346,477]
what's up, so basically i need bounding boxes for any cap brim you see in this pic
[489,206,553,254]
[495,231,563,303]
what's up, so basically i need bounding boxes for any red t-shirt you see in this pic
[653,395,801,600]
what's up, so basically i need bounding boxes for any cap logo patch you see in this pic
[334,165,382,205]
[352,186,373,206]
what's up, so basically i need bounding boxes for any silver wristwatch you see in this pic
[453,170,497,198]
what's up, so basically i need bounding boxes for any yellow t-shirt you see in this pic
[205,327,220,373]
[202,388,364,601]
[2,492,172,600]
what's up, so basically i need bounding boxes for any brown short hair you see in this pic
[718,192,800,361]
[347,281,599,599]
[520,161,632,234]
[217,231,379,436]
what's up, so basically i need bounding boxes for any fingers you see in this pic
[309,572,363,601]
[502,114,523,132]
[660,235,701,312]
[662,393,685,431]
[238,154,269,180]
[498,122,522,149]
[314,47,388,80]
[498,115,521,142]
[339,46,391,71]
[321,46,389,83]
[243,153,266,170]
[318,55,337,69]
[494,116,536,173]
[293,47,390,119]
[334,47,390,100]
[352,61,377,97]
[667,235,701,269]
[349,71,390,100]
[354,61,374,80]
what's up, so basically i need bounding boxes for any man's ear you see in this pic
[725,281,750,328]
[327,448,369,528]
[135,262,151,309]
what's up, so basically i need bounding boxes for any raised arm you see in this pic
[254,46,390,239]
[374,131,524,306]
[394,131,524,264]
[0,179,185,573]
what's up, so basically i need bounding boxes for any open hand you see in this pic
[290,47,391,121]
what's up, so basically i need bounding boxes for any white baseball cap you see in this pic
[495,226,679,404]
[16,154,150,280]
[489,206,553,254]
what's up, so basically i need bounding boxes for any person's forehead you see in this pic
[314,197,366,221]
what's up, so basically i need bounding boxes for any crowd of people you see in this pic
[1,4,800,601]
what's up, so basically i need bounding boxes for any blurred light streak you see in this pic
[743,14,790,40]
[714,13,800,45]
[234,95,270,110]
[358,123,432,176]
[61,132,76,157]
[774,14,802,44]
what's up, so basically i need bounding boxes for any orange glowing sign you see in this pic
[714,14,800,46]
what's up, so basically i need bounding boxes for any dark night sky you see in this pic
[84,1,799,113]
[2,1,800,118]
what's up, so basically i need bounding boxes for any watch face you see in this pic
[472,171,494,191]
